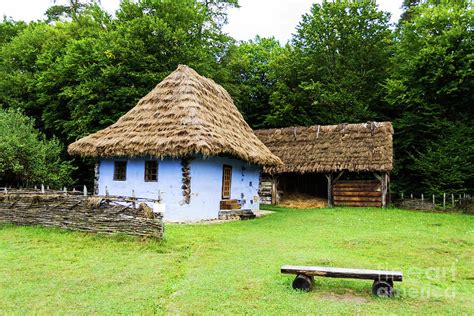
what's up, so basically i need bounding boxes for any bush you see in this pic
[0,108,74,187]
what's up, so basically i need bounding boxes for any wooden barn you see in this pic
[254,122,394,207]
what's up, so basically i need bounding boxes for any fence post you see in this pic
[83,185,88,197]
[105,185,109,197]
[401,192,404,200]
[451,194,454,208]
[3,187,7,194]
[41,184,45,194]
[443,193,446,209]
[132,189,136,209]
[63,187,67,195]
[421,193,424,204]
[410,193,413,199]
[432,194,435,206]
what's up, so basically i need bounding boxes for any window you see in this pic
[113,161,127,181]
[145,160,158,182]
[222,165,232,199]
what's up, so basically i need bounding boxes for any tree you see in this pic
[0,17,26,46]
[0,0,237,185]
[385,0,473,194]
[221,36,283,128]
[0,108,74,187]
[266,0,393,127]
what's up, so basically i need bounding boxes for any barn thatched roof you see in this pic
[68,65,281,166]
[254,122,393,174]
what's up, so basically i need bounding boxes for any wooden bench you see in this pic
[281,265,403,297]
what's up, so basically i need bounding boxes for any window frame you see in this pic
[113,160,127,181]
[221,165,232,199]
[144,160,158,182]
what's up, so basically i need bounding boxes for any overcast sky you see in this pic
[1,0,403,43]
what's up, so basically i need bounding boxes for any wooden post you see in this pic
[325,173,333,208]
[94,161,100,195]
[3,187,7,194]
[381,172,388,208]
[451,194,454,207]
[83,185,88,197]
[432,194,435,206]
[410,193,413,199]
[270,176,279,205]
[421,193,424,204]
[41,184,45,194]
[443,193,446,209]
[401,192,404,200]
[374,172,388,208]
[105,185,109,197]
[132,189,136,209]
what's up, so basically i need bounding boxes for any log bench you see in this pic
[281,265,403,297]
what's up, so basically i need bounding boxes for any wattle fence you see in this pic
[0,188,164,238]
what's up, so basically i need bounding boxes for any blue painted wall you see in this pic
[97,156,261,222]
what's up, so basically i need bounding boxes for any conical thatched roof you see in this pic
[255,122,393,174]
[68,65,281,166]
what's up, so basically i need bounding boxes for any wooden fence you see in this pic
[396,192,472,212]
[0,188,164,238]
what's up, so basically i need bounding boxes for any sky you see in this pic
[0,0,403,43]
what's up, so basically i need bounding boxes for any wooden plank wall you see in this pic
[333,180,382,207]
[259,174,273,205]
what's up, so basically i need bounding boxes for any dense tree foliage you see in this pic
[264,0,393,126]
[0,0,471,194]
[220,36,283,128]
[0,109,74,187]
[385,0,473,194]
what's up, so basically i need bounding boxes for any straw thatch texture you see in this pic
[255,122,393,174]
[68,65,281,166]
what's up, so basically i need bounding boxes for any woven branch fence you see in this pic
[0,188,164,238]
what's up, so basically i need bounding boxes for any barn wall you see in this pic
[333,180,382,207]
[98,156,260,222]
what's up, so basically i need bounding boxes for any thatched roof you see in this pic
[255,122,393,174]
[68,65,281,166]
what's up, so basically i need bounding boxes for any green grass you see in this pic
[1,207,473,314]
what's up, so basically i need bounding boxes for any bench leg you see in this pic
[292,274,313,291]
[372,280,393,297]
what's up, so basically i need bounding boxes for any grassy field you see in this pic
[0,206,473,314]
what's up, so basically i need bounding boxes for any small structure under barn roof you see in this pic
[69,65,281,221]
[255,122,393,207]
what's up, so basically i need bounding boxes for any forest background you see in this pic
[0,0,472,195]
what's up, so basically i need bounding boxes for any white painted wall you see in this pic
[97,155,261,222]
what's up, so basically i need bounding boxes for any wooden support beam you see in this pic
[325,173,333,208]
[271,176,279,205]
[333,171,344,184]
[381,172,388,208]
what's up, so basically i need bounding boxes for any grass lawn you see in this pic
[1,206,473,314]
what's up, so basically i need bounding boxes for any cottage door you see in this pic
[222,165,232,199]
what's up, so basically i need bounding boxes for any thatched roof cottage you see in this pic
[69,65,281,221]
[255,122,393,207]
